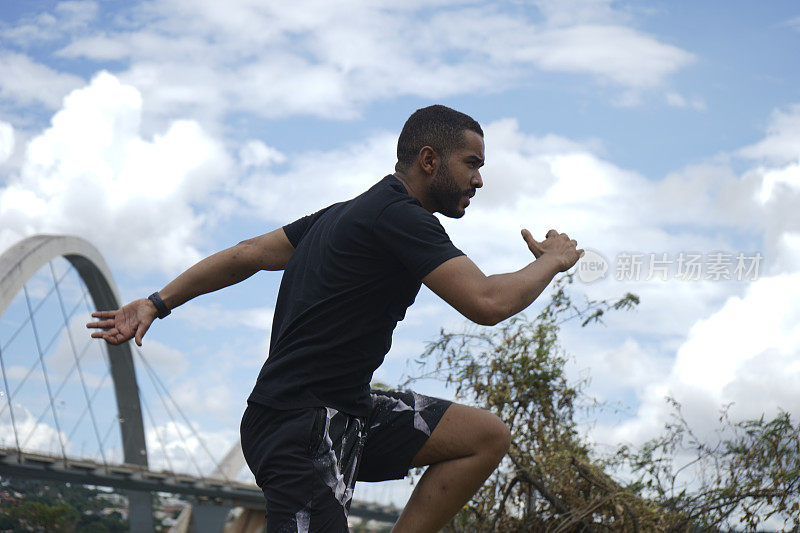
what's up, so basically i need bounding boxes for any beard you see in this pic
[430,161,469,218]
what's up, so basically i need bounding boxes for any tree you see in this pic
[405,273,800,531]
[9,501,79,531]
[0,478,128,533]
[613,399,800,531]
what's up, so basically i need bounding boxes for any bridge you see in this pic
[0,234,402,531]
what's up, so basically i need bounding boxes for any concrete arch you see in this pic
[0,234,153,530]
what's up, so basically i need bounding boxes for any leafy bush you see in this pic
[405,274,799,532]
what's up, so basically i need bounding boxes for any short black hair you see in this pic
[396,105,483,172]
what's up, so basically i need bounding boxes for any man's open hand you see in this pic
[521,228,584,272]
[86,299,158,346]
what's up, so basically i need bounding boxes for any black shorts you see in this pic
[240,389,452,532]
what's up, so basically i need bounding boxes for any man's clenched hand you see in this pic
[521,228,584,272]
[86,299,158,346]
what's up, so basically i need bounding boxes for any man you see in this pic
[87,105,582,532]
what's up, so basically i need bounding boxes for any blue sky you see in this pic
[1,0,799,505]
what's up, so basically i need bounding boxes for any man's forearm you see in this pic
[158,243,261,310]
[483,254,562,325]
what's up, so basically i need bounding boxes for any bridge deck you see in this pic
[0,447,401,522]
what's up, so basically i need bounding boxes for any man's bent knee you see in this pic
[411,404,509,467]
[482,412,511,460]
[453,406,510,460]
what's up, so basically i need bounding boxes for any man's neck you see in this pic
[392,171,435,212]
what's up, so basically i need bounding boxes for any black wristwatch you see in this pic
[148,292,171,319]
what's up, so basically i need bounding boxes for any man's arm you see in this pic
[423,229,582,326]
[86,228,294,345]
[159,228,294,310]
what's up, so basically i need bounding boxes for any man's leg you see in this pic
[392,403,510,532]
[241,403,359,532]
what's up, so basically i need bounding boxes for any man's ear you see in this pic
[418,146,439,177]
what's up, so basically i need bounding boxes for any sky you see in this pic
[1,0,799,508]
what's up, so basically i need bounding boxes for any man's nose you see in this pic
[473,172,483,189]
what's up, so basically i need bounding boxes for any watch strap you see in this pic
[148,292,171,319]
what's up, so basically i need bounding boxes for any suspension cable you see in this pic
[66,372,109,443]
[0,265,73,352]
[99,412,119,463]
[80,288,114,380]
[74,286,226,478]
[20,337,94,450]
[133,348,209,480]
[0,345,21,451]
[0,286,87,421]
[139,391,176,474]
[135,346,231,482]
[22,284,68,460]
[80,290,124,464]
[19,294,99,448]
[49,261,108,466]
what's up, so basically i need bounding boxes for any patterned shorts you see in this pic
[240,389,452,532]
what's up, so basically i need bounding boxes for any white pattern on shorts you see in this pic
[311,407,366,519]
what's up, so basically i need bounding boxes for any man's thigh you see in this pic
[240,403,363,532]
[407,402,509,467]
[357,389,452,482]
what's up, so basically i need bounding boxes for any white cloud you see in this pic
[0,13,59,46]
[519,24,693,88]
[170,379,236,421]
[653,163,759,229]
[576,337,672,395]
[139,339,189,375]
[734,106,800,277]
[586,104,800,448]
[774,231,800,274]
[55,34,132,61]
[673,273,800,394]
[55,1,99,27]
[49,0,694,121]
[533,0,622,27]
[175,302,274,332]
[0,71,233,274]
[144,420,238,476]
[0,121,13,164]
[239,140,286,169]
[0,52,85,109]
[0,1,98,47]
[0,406,68,456]
[237,131,397,222]
[759,163,800,204]
[665,91,706,111]
[740,104,800,165]
[598,272,800,447]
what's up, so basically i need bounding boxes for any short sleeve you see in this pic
[282,205,335,248]
[373,200,464,279]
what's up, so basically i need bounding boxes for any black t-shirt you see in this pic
[247,175,465,416]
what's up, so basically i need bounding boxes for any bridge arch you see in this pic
[0,234,152,529]
[0,234,401,530]
[0,234,147,467]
